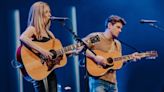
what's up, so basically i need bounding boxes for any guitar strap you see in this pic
[45,30,52,39]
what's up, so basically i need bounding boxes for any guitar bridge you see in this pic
[46,61,55,71]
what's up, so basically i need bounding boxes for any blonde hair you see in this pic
[27,1,51,39]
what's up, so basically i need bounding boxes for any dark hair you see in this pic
[105,15,126,28]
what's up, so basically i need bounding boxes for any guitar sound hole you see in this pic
[49,50,57,59]
[107,58,113,64]
[102,58,114,69]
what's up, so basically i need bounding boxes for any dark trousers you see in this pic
[31,72,57,92]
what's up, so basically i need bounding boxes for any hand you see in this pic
[94,55,107,66]
[76,46,85,53]
[66,49,79,56]
[40,49,53,60]
[131,52,141,61]
[65,46,84,57]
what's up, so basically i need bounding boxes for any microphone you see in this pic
[140,19,157,23]
[50,16,69,21]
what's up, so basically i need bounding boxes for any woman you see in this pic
[20,1,58,92]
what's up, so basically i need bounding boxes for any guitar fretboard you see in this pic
[55,35,100,56]
[113,51,157,62]
[56,42,83,56]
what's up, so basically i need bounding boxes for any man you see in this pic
[81,15,132,92]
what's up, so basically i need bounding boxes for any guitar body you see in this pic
[17,39,67,80]
[86,50,158,77]
[86,50,123,77]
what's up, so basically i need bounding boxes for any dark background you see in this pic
[0,0,164,92]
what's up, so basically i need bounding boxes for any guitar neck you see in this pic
[113,52,151,62]
[54,35,100,56]
[56,42,83,56]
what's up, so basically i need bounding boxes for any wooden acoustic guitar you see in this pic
[16,35,100,81]
[86,50,158,77]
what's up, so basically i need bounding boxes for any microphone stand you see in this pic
[116,38,141,53]
[58,20,96,56]
[57,20,96,92]
[148,23,164,31]
[116,38,143,64]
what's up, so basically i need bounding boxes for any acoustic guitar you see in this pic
[16,35,100,80]
[86,50,158,77]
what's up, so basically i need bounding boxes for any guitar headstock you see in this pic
[89,35,100,44]
[145,51,158,59]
